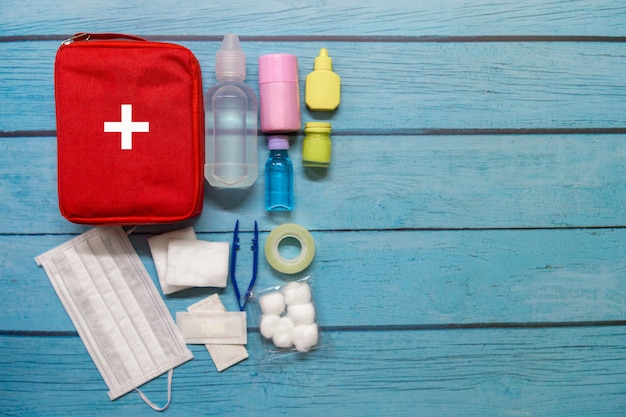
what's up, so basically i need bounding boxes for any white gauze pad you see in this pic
[166,239,230,287]
[147,226,196,295]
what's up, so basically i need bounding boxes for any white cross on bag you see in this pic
[104,104,150,150]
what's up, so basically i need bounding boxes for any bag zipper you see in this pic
[61,32,147,46]
[62,32,90,45]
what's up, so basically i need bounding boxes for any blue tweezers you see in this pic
[230,220,259,311]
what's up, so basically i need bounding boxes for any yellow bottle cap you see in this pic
[314,48,332,70]
[304,121,332,133]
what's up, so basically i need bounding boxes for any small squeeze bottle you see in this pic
[204,34,259,188]
[305,48,340,111]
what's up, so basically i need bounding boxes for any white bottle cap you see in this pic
[215,34,246,80]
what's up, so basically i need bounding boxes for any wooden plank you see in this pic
[3,41,626,133]
[2,134,625,234]
[3,228,625,332]
[1,0,625,37]
[1,326,625,416]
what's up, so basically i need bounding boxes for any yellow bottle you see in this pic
[302,122,332,167]
[305,48,340,111]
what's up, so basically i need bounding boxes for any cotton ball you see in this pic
[259,292,285,315]
[272,317,295,348]
[260,314,280,339]
[293,324,319,352]
[282,281,311,305]
[287,302,315,325]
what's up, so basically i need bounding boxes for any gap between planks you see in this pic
[2,35,626,43]
[4,320,626,337]
[3,128,626,138]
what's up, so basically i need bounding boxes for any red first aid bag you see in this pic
[54,33,204,224]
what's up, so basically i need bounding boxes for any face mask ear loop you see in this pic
[134,368,173,412]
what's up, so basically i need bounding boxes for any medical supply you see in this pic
[305,48,341,111]
[258,54,301,132]
[264,223,315,274]
[55,33,204,224]
[147,226,197,295]
[176,311,247,345]
[165,239,230,287]
[259,314,281,339]
[187,295,249,372]
[265,135,294,211]
[293,323,319,352]
[287,302,316,325]
[272,317,296,348]
[230,220,259,311]
[205,34,259,188]
[251,277,323,355]
[35,226,193,410]
[302,122,332,168]
[258,291,286,315]
[282,280,312,305]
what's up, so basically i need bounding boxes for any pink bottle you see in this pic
[258,54,301,133]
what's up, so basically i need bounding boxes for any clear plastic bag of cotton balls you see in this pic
[252,277,321,355]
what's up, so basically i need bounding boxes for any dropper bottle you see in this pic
[205,34,259,188]
[305,48,341,111]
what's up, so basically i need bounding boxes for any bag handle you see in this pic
[62,32,147,45]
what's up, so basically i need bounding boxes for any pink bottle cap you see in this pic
[258,54,299,84]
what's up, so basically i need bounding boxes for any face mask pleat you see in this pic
[99,229,187,362]
[49,243,131,386]
[78,234,167,381]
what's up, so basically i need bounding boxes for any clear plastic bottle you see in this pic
[265,135,294,211]
[205,34,258,188]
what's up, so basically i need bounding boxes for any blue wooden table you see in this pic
[2,1,626,415]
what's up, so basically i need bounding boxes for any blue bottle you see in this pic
[265,135,294,211]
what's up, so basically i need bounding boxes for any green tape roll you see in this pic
[264,223,315,274]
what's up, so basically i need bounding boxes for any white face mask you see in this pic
[35,226,193,411]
